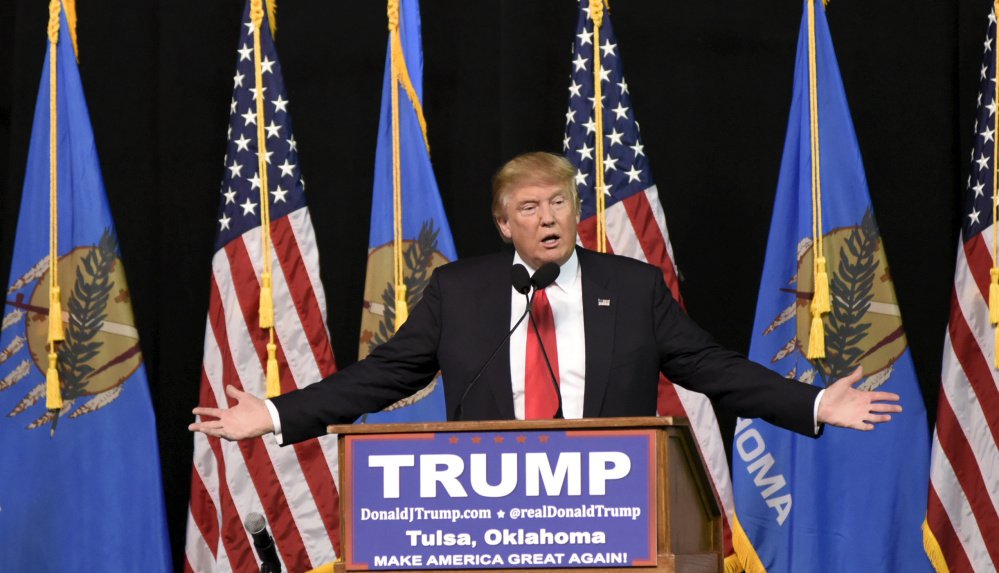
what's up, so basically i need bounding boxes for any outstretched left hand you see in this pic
[189,385,274,441]
[817,366,902,431]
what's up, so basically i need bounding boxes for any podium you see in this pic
[329,417,722,573]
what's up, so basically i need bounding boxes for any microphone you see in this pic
[511,263,531,294]
[527,263,563,419]
[452,264,536,420]
[531,262,559,289]
[244,512,282,573]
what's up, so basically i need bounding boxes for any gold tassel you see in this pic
[48,285,65,342]
[807,313,826,359]
[259,271,274,328]
[265,341,280,398]
[46,351,63,410]
[812,256,831,314]
[394,283,408,332]
[990,268,999,324]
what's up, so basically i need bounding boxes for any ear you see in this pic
[496,216,512,240]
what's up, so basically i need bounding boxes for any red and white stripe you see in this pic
[578,184,738,564]
[926,232,999,573]
[185,207,340,573]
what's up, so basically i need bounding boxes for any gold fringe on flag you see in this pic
[921,519,950,573]
[730,514,768,573]
[265,0,277,39]
[46,0,64,411]
[62,0,79,59]
[805,0,829,360]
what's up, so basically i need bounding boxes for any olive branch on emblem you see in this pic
[369,219,441,352]
[815,209,878,385]
[56,229,118,405]
[358,220,442,421]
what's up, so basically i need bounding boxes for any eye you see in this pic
[518,203,538,216]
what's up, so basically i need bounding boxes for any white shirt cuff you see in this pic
[264,399,284,445]
[813,388,826,435]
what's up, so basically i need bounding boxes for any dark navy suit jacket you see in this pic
[271,248,820,444]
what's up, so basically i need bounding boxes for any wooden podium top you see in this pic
[329,415,688,436]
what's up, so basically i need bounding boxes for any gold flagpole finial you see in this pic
[589,0,604,28]
[388,0,400,32]
[47,0,60,43]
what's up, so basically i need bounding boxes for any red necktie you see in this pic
[525,288,560,419]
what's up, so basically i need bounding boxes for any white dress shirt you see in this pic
[509,251,586,419]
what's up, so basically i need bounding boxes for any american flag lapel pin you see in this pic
[597,298,611,307]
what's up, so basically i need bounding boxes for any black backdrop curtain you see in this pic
[0,0,981,567]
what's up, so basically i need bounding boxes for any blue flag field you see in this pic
[357,0,457,423]
[731,2,932,572]
[0,8,172,572]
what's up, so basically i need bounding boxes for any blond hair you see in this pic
[491,152,580,224]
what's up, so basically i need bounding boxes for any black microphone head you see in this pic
[511,264,531,294]
[531,262,560,290]
[244,512,266,534]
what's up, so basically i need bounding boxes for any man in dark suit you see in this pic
[191,152,901,444]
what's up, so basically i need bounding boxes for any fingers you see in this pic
[189,418,237,441]
[828,366,864,390]
[868,402,902,414]
[842,366,864,385]
[188,420,224,437]
[192,406,223,419]
[225,384,244,400]
[868,391,901,404]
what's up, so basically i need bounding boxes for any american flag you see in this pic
[184,3,340,571]
[561,2,738,568]
[925,6,999,572]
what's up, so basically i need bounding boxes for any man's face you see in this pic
[496,182,579,269]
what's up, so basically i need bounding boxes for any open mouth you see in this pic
[541,233,560,247]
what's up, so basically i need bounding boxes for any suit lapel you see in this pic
[580,250,616,417]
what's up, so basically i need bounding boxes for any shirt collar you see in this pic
[512,248,579,293]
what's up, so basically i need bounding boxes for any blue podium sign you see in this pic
[342,429,658,570]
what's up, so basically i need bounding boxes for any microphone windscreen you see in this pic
[532,262,560,290]
[244,512,266,534]
[511,264,531,294]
